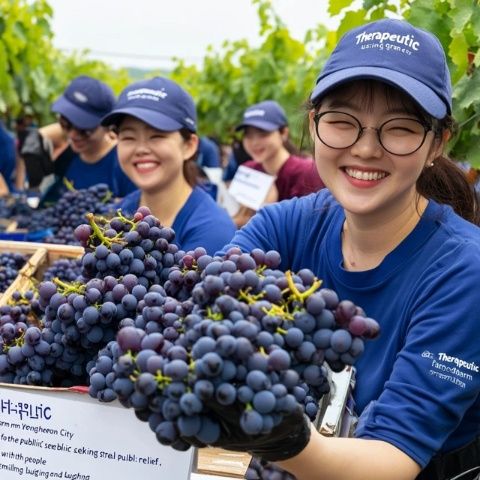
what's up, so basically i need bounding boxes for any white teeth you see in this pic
[345,168,386,181]
[135,162,158,171]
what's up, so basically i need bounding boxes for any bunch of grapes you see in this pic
[85,243,379,452]
[75,206,183,285]
[0,290,47,384]
[0,185,116,244]
[0,252,28,293]
[0,205,380,461]
[43,258,83,283]
[42,183,116,245]
[245,457,295,480]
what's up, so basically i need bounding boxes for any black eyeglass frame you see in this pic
[313,110,433,156]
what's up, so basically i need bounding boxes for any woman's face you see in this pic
[310,82,443,218]
[117,116,197,193]
[242,126,285,164]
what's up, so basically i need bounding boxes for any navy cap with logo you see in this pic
[236,100,288,132]
[311,19,452,119]
[51,75,116,130]
[101,77,197,132]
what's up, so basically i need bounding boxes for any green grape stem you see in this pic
[238,288,265,304]
[115,209,138,230]
[52,277,85,295]
[85,212,125,247]
[285,270,322,302]
[206,306,223,321]
[63,177,76,191]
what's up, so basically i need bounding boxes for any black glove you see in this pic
[183,401,311,463]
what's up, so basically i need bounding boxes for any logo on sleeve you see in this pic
[423,351,478,388]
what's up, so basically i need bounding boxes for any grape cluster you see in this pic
[43,258,83,283]
[0,290,45,383]
[0,205,380,459]
[42,183,116,245]
[84,240,379,452]
[75,206,181,285]
[0,252,28,292]
[245,457,295,480]
[0,184,116,244]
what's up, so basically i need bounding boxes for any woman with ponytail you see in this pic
[207,19,480,480]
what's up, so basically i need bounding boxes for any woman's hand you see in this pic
[181,400,311,462]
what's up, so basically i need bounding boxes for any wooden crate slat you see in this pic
[0,241,84,305]
[196,448,251,478]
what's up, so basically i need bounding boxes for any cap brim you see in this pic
[51,96,103,130]
[101,107,184,131]
[235,119,282,132]
[310,66,448,119]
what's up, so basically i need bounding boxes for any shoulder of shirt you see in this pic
[115,189,141,211]
[431,201,480,252]
[260,188,337,215]
[189,187,229,211]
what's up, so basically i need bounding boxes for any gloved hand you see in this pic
[182,401,311,463]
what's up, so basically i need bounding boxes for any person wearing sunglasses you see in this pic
[36,75,136,200]
[204,19,480,480]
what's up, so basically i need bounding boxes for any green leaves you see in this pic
[0,0,131,124]
[329,0,354,16]
[170,9,324,145]
[329,0,480,167]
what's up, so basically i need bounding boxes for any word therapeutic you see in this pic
[438,353,479,373]
[355,31,420,51]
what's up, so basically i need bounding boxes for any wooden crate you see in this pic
[0,240,84,306]
[196,448,251,478]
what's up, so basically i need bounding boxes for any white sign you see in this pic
[0,384,193,480]
[202,168,223,186]
[228,166,275,211]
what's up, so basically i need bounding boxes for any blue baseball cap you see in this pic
[236,100,288,132]
[52,75,116,129]
[311,19,452,119]
[101,77,197,132]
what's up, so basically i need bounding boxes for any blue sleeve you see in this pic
[222,153,239,182]
[197,137,221,168]
[355,241,480,466]
[115,190,141,216]
[215,201,300,270]
[180,214,237,256]
[0,129,16,190]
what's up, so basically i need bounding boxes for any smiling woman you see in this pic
[210,18,480,480]
[101,77,236,255]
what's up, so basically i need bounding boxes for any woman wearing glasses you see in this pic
[209,19,480,479]
[38,75,136,199]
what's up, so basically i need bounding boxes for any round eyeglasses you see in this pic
[313,111,433,156]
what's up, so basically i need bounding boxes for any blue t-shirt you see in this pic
[220,189,480,467]
[117,186,236,255]
[197,137,221,168]
[0,123,16,190]
[64,146,136,197]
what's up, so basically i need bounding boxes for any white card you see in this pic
[227,165,275,211]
